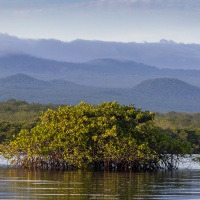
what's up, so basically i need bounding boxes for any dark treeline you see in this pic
[0,100,192,172]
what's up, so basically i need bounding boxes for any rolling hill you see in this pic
[0,74,200,112]
[130,78,200,112]
[0,74,122,105]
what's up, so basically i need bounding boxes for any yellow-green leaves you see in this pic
[1,101,190,171]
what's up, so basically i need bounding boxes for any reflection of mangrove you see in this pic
[0,102,190,172]
[1,168,175,199]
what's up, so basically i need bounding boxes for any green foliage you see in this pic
[0,99,59,143]
[155,112,200,129]
[155,112,200,153]
[0,121,22,143]
[0,99,58,123]
[0,101,189,171]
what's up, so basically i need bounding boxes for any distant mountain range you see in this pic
[1,73,200,112]
[1,33,200,112]
[1,54,200,88]
[1,33,200,70]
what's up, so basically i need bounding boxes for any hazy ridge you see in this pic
[1,55,200,88]
[1,33,200,70]
[0,73,200,112]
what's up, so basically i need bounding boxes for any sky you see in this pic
[0,0,200,43]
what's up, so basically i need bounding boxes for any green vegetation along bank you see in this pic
[0,99,59,143]
[0,101,190,172]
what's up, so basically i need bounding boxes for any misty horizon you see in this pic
[0,32,198,45]
[0,0,200,44]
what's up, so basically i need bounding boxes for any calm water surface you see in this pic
[0,167,200,200]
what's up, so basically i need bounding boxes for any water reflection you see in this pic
[0,168,200,199]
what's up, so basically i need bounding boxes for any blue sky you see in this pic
[0,0,200,43]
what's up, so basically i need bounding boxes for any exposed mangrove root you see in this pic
[12,154,179,172]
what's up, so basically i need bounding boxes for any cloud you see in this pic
[90,0,200,11]
[1,0,200,16]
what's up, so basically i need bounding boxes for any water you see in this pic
[0,168,200,199]
[0,155,200,199]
